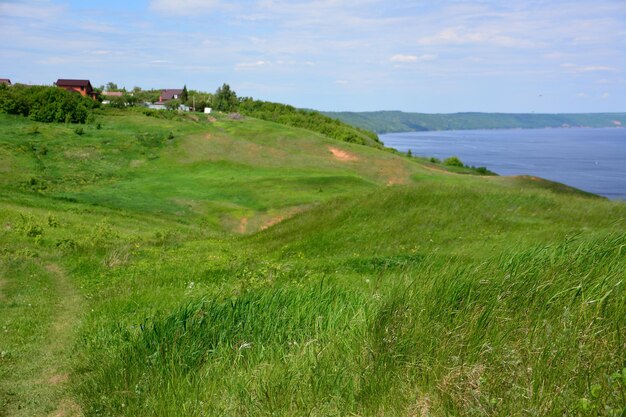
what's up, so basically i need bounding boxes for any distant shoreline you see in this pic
[322,111,626,134]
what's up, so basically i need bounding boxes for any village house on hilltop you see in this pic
[148,88,188,111]
[55,79,97,99]
[0,79,11,86]
[159,89,183,103]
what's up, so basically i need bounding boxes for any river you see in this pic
[381,128,626,200]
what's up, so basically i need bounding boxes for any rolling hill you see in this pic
[0,108,624,416]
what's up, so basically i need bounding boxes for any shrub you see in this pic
[443,156,464,167]
[0,84,99,123]
[26,177,47,191]
[474,166,497,176]
[74,127,84,136]
[136,132,166,147]
[15,214,44,238]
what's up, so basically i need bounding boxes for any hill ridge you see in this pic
[322,110,626,133]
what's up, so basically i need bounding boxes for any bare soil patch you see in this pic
[260,207,305,231]
[48,373,69,385]
[238,217,248,234]
[328,146,358,162]
[49,399,82,417]
[129,159,146,168]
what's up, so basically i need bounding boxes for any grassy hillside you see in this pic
[322,110,626,133]
[0,109,625,416]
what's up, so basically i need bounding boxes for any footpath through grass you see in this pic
[0,110,624,416]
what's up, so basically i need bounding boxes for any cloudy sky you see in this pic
[1,0,624,112]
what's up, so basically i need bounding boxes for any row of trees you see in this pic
[237,98,381,146]
[0,84,99,123]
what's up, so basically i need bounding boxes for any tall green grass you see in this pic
[75,233,625,416]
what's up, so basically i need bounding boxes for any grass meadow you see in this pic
[0,110,624,416]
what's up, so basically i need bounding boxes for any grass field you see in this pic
[0,109,624,416]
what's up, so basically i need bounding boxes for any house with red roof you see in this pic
[55,79,96,99]
[158,89,183,103]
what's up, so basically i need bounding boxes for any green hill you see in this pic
[0,109,624,416]
[322,110,626,133]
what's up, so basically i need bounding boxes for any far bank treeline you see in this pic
[323,110,626,133]
[0,83,382,148]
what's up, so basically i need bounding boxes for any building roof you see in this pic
[0,79,11,85]
[56,79,93,89]
[161,89,183,100]
[102,91,124,97]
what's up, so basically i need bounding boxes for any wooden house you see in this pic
[159,89,183,103]
[55,79,96,99]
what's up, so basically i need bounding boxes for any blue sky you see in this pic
[0,0,624,112]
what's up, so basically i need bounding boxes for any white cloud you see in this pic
[150,0,220,16]
[234,59,316,71]
[390,54,437,63]
[601,92,610,99]
[235,60,269,71]
[335,80,349,85]
[390,54,417,63]
[417,28,533,48]
[562,63,618,73]
[0,1,64,20]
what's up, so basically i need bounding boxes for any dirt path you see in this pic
[1,262,83,416]
[42,263,83,417]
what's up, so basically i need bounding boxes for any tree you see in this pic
[181,85,189,104]
[105,82,119,92]
[165,99,181,111]
[212,83,238,112]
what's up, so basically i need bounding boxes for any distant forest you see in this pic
[322,111,626,133]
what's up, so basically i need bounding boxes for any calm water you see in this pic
[381,128,626,200]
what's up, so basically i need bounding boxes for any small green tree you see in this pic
[166,99,181,111]
[181,85,189,104]
[212,83,238,112]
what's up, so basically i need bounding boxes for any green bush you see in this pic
[443,156,464,167]
[473,166,497,175]
[0,84,99,123]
